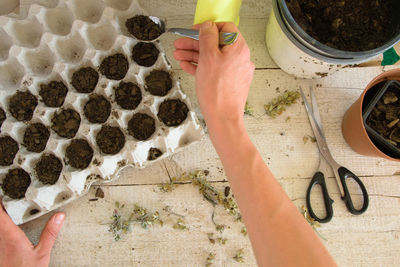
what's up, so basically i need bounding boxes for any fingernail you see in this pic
[54,213,65,225]
[201,21,212,30]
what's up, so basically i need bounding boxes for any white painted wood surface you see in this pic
[18,0,400,266]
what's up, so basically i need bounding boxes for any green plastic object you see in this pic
[382,47,400,66]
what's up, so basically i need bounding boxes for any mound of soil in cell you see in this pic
[285,0,396,51]
[114,81,142,110]
[1,168,31,199]
[125,15,164,41]
[158,99,189,127]
[0,108,6,131]
[71,67,99,93]
[35,154,63,185]
[127,113,155,140]
[99,53,129,80]
[51,108,81,139]
[0,136,18,166]
[23,123,50,153]
[39,81,68,108]
[145,70,172,96]
[84,94,111,124]
[65,139,93,170]
[147,147,163,161]
[8,91,38,121]
[131,42,160,67]
[96,125,126,155]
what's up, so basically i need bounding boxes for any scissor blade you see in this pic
[310,86,324,134]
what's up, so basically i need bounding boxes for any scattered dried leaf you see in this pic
[173,218,188,230]
[264,90,300,118]
[233,248,245,263]
[244,102,254,116]
[206,252,216,267]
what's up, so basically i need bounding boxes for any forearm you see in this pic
[206,118,337,267]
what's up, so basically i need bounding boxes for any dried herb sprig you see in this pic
[108,204,131,241]
[173,218,188,230]
[206,252,216,267]
[132,204,163,229]
[244,102,254,116]
[264,90,300,118]
[233,248,245,263]
[241,226,247,236]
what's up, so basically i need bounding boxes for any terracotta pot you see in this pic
[342,68,400,161]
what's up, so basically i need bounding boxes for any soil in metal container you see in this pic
[23,123,50,153]
[0,136,18,166]
[147,147,162,160]
[84,94,111,124]
[127,113,155,140]
[96,125,125,155]
[65,139,93,170]
[2,168,31,199]
[39,81,68,107]
[71,67,99,93]
[114,81,142,110]
[132,42,159,67]
[145,70,172,96]
[99,53,129,80]
[51,108,81,139]
[158,99,188,127]
[8,91,38,121]
[285,0,396,51]
[35,154,63,185]
[125,15,164,41]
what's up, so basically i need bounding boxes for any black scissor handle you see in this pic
[306,171,334,223]
[338,167,369,215]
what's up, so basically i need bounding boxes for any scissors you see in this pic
[300,87,369,223]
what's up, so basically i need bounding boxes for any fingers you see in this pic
[180,61,197,76]
[199,21,219,53]
[173,50,199,63]
[174,38,199,52]
[36,213,65,254]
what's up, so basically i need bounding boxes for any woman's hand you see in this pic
[173,21,255,127]
[0,201,65,267]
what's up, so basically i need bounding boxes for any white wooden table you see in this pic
[20,1,400,266]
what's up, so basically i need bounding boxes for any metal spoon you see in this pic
[149,16,239,45]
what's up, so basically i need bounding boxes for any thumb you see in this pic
[199,21,219,53]
[37,213,65,254]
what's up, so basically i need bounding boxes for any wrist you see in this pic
[205,115,246,139]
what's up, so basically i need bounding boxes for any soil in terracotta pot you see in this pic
[0,107,5,131]
[35,154,62,185]
[8,91,38,121]
[132,42,159,67]
[145,70,172,96]
[285,0,395,51]
[366,86,400,149]
[99,53,129,80]
[51,108,81,139]
[158,99,188,127]
[84,94,111,124]
[127,113,155,140]
[23,123,50,153]
[96,125,125,155]
[147,147,162,160]
[125,15,164,41]
[65,139,93,170]
[114,81,142,110]
[39,81,68,107]
[1,168,31,199]
[71,67,99,93]
[0,136,18,166]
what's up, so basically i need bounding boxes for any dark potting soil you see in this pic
[285,0,395,51]
[8,91,38,121]
[96,125,126,155]
[147,147,162,161]
[0,108,6,130]
[99,53,129,80]
[0,136,18,166]
[157,99,188,127]
[2,168,31,199]
[71,67,99,93]
[145,70,172,96]
[65,139,93,170]
[35,154,62,185]
[23,123,50,153]
[84,94,111,124]
[128,113,155,140]
[125,15,164,41]
[51,108,81,139]
[39,81,68,107]
[132,42,159,67]
[114,81,142,110]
